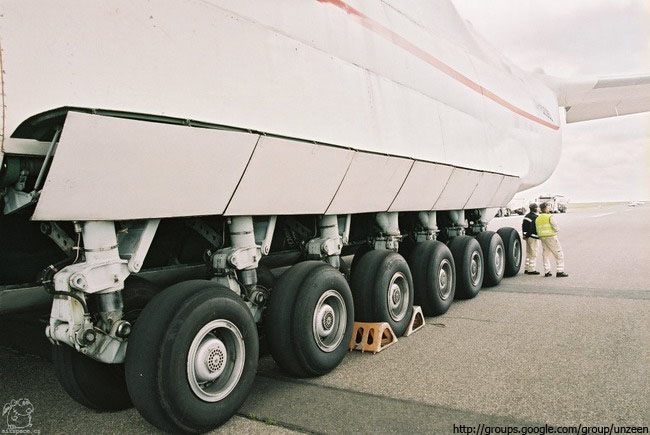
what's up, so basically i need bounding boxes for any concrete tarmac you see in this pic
[1,204,648,433]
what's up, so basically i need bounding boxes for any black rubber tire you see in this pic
[350,250,414,336]
[448,236,483,299]
[497,227,522,277]
[256,265,276,290]
[125,281,258,433]
[52,277,159,412]
[265,261,354,378]
[408,241,456,316]
[52,344,132,411]
[475,231,505,287]
[350,243,372,276]
[398,236,416,262]
[121,276,161,323]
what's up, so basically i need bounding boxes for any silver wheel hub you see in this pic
[438,259,453,300]
[187,320,245,403]
[439,268,447,289]
[316,303,336,337]
[195,337,227,382]
[312,290,347,353]
[470,251,482,286]
[390,285,402,306]
[513,239,521,265]
[387,272,409,322]
[495,244,504,275]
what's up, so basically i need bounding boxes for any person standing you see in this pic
[536,202,569,277]
[522,203,540,275]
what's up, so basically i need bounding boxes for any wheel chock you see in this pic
[348,322,397,353]
[403,305,425,337]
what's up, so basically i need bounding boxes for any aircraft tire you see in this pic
[497,227,522,277]
[125,281,258,433]
[350,243,372,276]
[256,264,276,290]
[475,231,505,287]
[448,236,484,299]
[52,343,132,412]
[408,240,456,316]
[265,261,354,377]
[350,250,414,336]
[52,277,159,412]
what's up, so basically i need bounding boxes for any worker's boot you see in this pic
[556,272,569,278]
[544,272,552,277]
[525,271,540,275]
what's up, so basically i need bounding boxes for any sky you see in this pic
[451,0,650,203]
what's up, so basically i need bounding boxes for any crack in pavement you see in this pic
[241,374,545,434]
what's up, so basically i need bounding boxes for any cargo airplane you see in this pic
[0,0,648,432]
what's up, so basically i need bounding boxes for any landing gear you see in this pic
[448,236,483,299]
[475,231,505,287]
[497,227,522,277]
[52,345,132,411]
[52,276,159,411]
[350,243,372,275]
[265,261,354,377]
[350,250,414,336]
[408,241,456,316]
[125,281,258,433]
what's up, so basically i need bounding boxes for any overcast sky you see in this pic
[451,0,650,203]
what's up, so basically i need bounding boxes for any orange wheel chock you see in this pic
[404,305,425,337]
[348,322,397,353]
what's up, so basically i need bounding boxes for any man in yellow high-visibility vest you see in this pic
[535,202,569,277]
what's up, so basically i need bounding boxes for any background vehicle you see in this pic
[537,195,568,213]
[506,198,528,215]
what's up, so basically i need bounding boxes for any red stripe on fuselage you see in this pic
[317,0,560,130]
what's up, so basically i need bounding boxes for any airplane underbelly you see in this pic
[1,0,562,218]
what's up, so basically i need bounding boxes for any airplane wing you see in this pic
[545,74,650,123]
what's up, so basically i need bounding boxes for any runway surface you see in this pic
[1,203,648,433]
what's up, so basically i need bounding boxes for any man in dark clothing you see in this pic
[522,203,540,274]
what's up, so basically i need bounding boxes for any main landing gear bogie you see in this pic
[448,235,484,299]
[124,281,259,433]
[407,240,456,317]
[350,250,414,337]
[475,231,505,287]
[265,261,355,378]
[497,227,522,277]
[46,211,523,434]
[52,276,160,412]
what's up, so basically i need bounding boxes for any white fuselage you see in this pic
[0,0,563,219]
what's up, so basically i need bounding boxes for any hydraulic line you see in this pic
[39,230,90,315]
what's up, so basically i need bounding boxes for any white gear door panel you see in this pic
[489,176,521,207]
[326,152,413,215]
[432,168,481,211]
[389,161,454,212]
[225,137,354,216]
[32,112,258,221]
[465,173,504,209]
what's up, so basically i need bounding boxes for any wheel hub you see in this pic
[312,290,347,353]
[513,239,521,265]
[195,336,227,382]
[438,259,453,300]
[495,245,504,275]
[187,320,245,403]
[439,268,447,289]
[470,251,481,286]
[387,272,409,322]
[316,303,336,337]
[390,285,402,306]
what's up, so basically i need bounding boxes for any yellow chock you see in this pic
[403,305,425,337]
[348,322,397,353]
